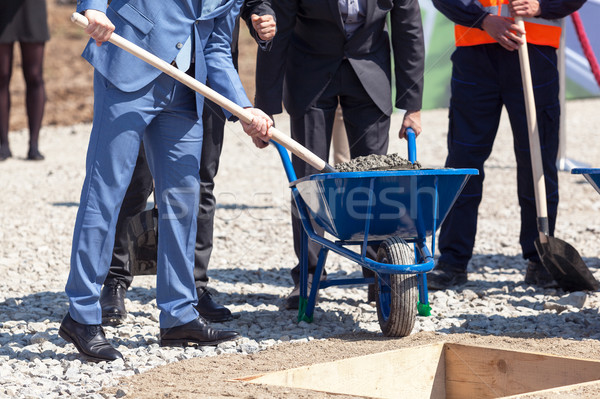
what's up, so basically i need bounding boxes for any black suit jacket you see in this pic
[241,0,275,49]
[254,0,424,117]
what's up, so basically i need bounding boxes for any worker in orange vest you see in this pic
[428,0,586,290]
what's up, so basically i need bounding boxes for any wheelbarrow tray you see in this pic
[572,168,600,195]
[292,168,478,242]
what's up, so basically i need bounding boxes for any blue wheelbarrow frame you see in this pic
[272,129,478,333]
[572,168,600,195]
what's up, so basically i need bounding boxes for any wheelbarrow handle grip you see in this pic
[406,127,417,164]
[70,12,338,174]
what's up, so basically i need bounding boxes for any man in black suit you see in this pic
[99,0,276,326]
[254,0,425,309]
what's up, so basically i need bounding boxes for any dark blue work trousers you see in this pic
[438,44,560,270]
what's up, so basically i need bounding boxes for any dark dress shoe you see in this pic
[59,313,123,362]
[367,283,376,303]
[426,262,468,290]
[285,274,325,310]
[285,283,302,310]
[0,145,11,161]
[524,260,558,288]
[100,280,128,326]
[159,316,240,347]
[26,148,44,161]
[194,287,234,322]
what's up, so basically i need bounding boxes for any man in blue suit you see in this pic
[99,0,276,328]
[59,0,273,362]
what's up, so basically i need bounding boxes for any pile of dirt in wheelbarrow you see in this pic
[334,153,421,172]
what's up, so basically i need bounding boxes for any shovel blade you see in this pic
[535,237,599,292]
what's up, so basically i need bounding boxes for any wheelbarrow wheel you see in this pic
[375,237,418,337]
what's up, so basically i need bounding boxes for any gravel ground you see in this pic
[1,100,600,398]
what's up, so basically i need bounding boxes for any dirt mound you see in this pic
[335,153,420,172]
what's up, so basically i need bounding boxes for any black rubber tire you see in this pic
[375,237,418,337]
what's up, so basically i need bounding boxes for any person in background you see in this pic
[0,0,49,161]
[253,0,425,309]
[100,0,276,327]
[59,0,272,362]
[427,0,586,290]
[331,106,350,165]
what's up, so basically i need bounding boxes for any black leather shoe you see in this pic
[524,260,558,288]
[26,147,44,161]
[159,317,240,347]
[285,274,325,310]
[285,283,301,310]
[427,262,468,290]
[194,287,234,323]
[367,283,377,303]
[100,280,128,326]
[0,145,11,161]
[59,313,123,362]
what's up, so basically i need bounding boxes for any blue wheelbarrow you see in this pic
[272,129,478,337]
[572,168,600,195]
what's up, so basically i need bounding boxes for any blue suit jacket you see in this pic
[77,0,251,114]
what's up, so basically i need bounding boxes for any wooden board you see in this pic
[240,343,446,399]
[237,342,600,399]
[444,343,600,399]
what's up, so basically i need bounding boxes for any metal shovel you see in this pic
[515,16,598,291]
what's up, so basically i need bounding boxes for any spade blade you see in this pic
[535,236,599,292]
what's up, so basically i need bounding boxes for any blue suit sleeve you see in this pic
[205,0,252,119]
[77,0,109,13]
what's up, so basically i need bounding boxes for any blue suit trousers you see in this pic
[66,71,203,328]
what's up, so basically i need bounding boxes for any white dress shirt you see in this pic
[338,0,367,38]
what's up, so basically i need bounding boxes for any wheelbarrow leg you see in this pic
[415,239,431,316]
[298,227,309,315]
[299,246,328,323]
[417,272,431,316]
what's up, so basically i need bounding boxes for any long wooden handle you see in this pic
[71,12,336,173]
[515,16,548,243]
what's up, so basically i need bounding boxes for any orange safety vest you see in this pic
[455,0,561,48]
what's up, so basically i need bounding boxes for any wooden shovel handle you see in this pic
[514,16,548,243]
[71,12,336,173]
